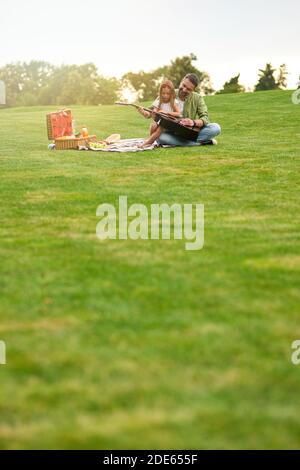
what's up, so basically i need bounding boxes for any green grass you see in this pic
[0,90,300,449]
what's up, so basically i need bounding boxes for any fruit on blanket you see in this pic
[89,141,107,149]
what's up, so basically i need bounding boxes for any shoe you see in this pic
[200,139,218,145]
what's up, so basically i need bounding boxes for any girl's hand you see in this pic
[138,107,150,118]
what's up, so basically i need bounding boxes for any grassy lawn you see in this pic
[0,90,300,449]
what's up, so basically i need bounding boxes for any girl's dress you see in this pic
[152,98,180,113]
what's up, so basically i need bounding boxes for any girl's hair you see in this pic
[158,79,176,110]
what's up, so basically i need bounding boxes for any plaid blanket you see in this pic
[89,138,157,153]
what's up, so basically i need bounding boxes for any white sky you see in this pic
[0,0,299,90]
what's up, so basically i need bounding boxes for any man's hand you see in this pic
[180,118,194,127]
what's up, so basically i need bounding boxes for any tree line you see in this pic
[218,63,291,94]
[0,54,298,107]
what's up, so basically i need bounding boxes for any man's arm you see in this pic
[180,117,204,128]
[180,95,209,128]
[196,95,209,126]
[192,118,205,128]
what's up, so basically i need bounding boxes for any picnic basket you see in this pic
[46,109,96,150]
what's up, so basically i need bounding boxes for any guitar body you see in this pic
[154,114,200,142]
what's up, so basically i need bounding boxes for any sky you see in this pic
[0,0,299,90]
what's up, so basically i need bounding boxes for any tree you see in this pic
[277,64,288,89]
[0,61,56,106]
[35,63,120,105]
[18,61,55,106]
[122,71,158,101]
[122,54,214,102]
[157,53,214,95]
[54,64,101,105]
[217,73,245,94]
[0,61,121,106]
[0,56,215,106]
[0,62,27,106]
[96,75,121,105]
[255,63,279,91]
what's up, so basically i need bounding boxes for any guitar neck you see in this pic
[115,102,183,122]
[115,102,152,113]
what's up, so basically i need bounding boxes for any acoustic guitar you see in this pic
[115,102,200,142]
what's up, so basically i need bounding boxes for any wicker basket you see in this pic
[47,109,96,150]
[55,136,97,150]
[54,137,86,150]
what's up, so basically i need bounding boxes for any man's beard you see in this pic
[179,87,189,99]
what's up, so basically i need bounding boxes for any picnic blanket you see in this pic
[89,138,157,152]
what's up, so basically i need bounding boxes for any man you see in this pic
[144,73,221,146]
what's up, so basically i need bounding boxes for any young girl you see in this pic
[138,79,181,148]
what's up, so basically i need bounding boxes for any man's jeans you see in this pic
[158,123,221,146]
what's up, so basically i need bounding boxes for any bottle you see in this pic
[81,126,89,138]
